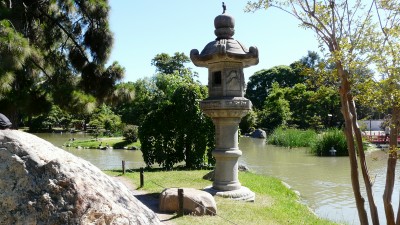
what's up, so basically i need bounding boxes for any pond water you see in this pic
[34,132,399,224]
[33,132,146,170]
[239,137,400,224]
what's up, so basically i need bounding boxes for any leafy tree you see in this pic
[256,82,341,132]
[299,51,322,69]
[246,1,379,223]
[257,83,291,132]
[118,74,194,127]
[139,79,214,169]
[128,52,215,169]
[108,82,136,124]
[295,51,339,90]
[28,105,72,132]
[246,65,305,109]
[0,0,124,127]
[108,82,135,108]
[0,20,30,100]
[151,52,191,75]
[284,84,341,130]
[311,86,342,127]
[369,2,400,222]
[119,52,197,127]
[89,104,122,136]
[284,83,315,129]
[117,78,157,126]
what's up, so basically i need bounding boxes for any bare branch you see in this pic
[375,1,388,41]
[348,1,375,55]
[331,0,336,49]
[300,1,334,39]
[313,0,316,14]
[334,1,344,40]
[268,4,299,19]
[304,0,312,14]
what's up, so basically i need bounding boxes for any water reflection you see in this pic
[35,133,399,224]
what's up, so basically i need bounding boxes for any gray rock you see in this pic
[251,129,266,139]
[0,130,161,225]
[159,188,217,216]
[238,164,250,172]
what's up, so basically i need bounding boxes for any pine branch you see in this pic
[29,58,52,81]
[37,7,90,64]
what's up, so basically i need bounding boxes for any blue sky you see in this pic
[108,1,320,84]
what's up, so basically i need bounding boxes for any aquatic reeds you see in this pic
[267,126,317,148]
[311,128,348,156]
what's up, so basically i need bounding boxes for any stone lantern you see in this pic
[190,5,258,201]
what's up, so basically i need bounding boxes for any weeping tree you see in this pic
[0,0,124,127]
[246,1,379,224]
[138,75,215,169]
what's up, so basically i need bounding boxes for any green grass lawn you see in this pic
[66,137,140,149]
[106,170,342,225]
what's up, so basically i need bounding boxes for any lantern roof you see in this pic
[190,5,258,68]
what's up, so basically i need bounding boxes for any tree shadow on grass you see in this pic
[113,140,133,149]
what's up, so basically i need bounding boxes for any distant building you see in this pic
[358,120,383,131]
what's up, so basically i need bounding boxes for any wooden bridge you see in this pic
[364,131,399,144]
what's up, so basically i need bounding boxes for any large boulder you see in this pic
[0,130,161,225]
[159,188,217,216]
[250,129,266,139]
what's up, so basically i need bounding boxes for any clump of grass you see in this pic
[267,126,317,148]
[310,129,348,156]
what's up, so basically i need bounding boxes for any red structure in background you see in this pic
[365,131,400,144]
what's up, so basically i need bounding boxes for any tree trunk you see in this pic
[348,94,379,224]
[337,64,370,225]
[384,108,399,224]
[5,108,19,129]
[397,190,400,225]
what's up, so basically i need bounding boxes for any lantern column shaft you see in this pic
[212,117,242,191]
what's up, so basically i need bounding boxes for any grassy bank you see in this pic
[66,137,139,149]
[106,170,339,225]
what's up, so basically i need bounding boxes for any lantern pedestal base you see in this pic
[204,186,255,202]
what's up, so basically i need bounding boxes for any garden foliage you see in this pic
[139,75,215,169]
[123,125,139,143]
[267,126,317,148]
[311,129,348,156]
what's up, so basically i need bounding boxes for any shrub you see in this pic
[123,125,138,142]
[239,109,257,134]
[311,129,348,156]
[267,126,317,148]
[139,85,215,170]
[89,104,122,136]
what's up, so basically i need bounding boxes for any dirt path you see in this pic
[111,175,176,225]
